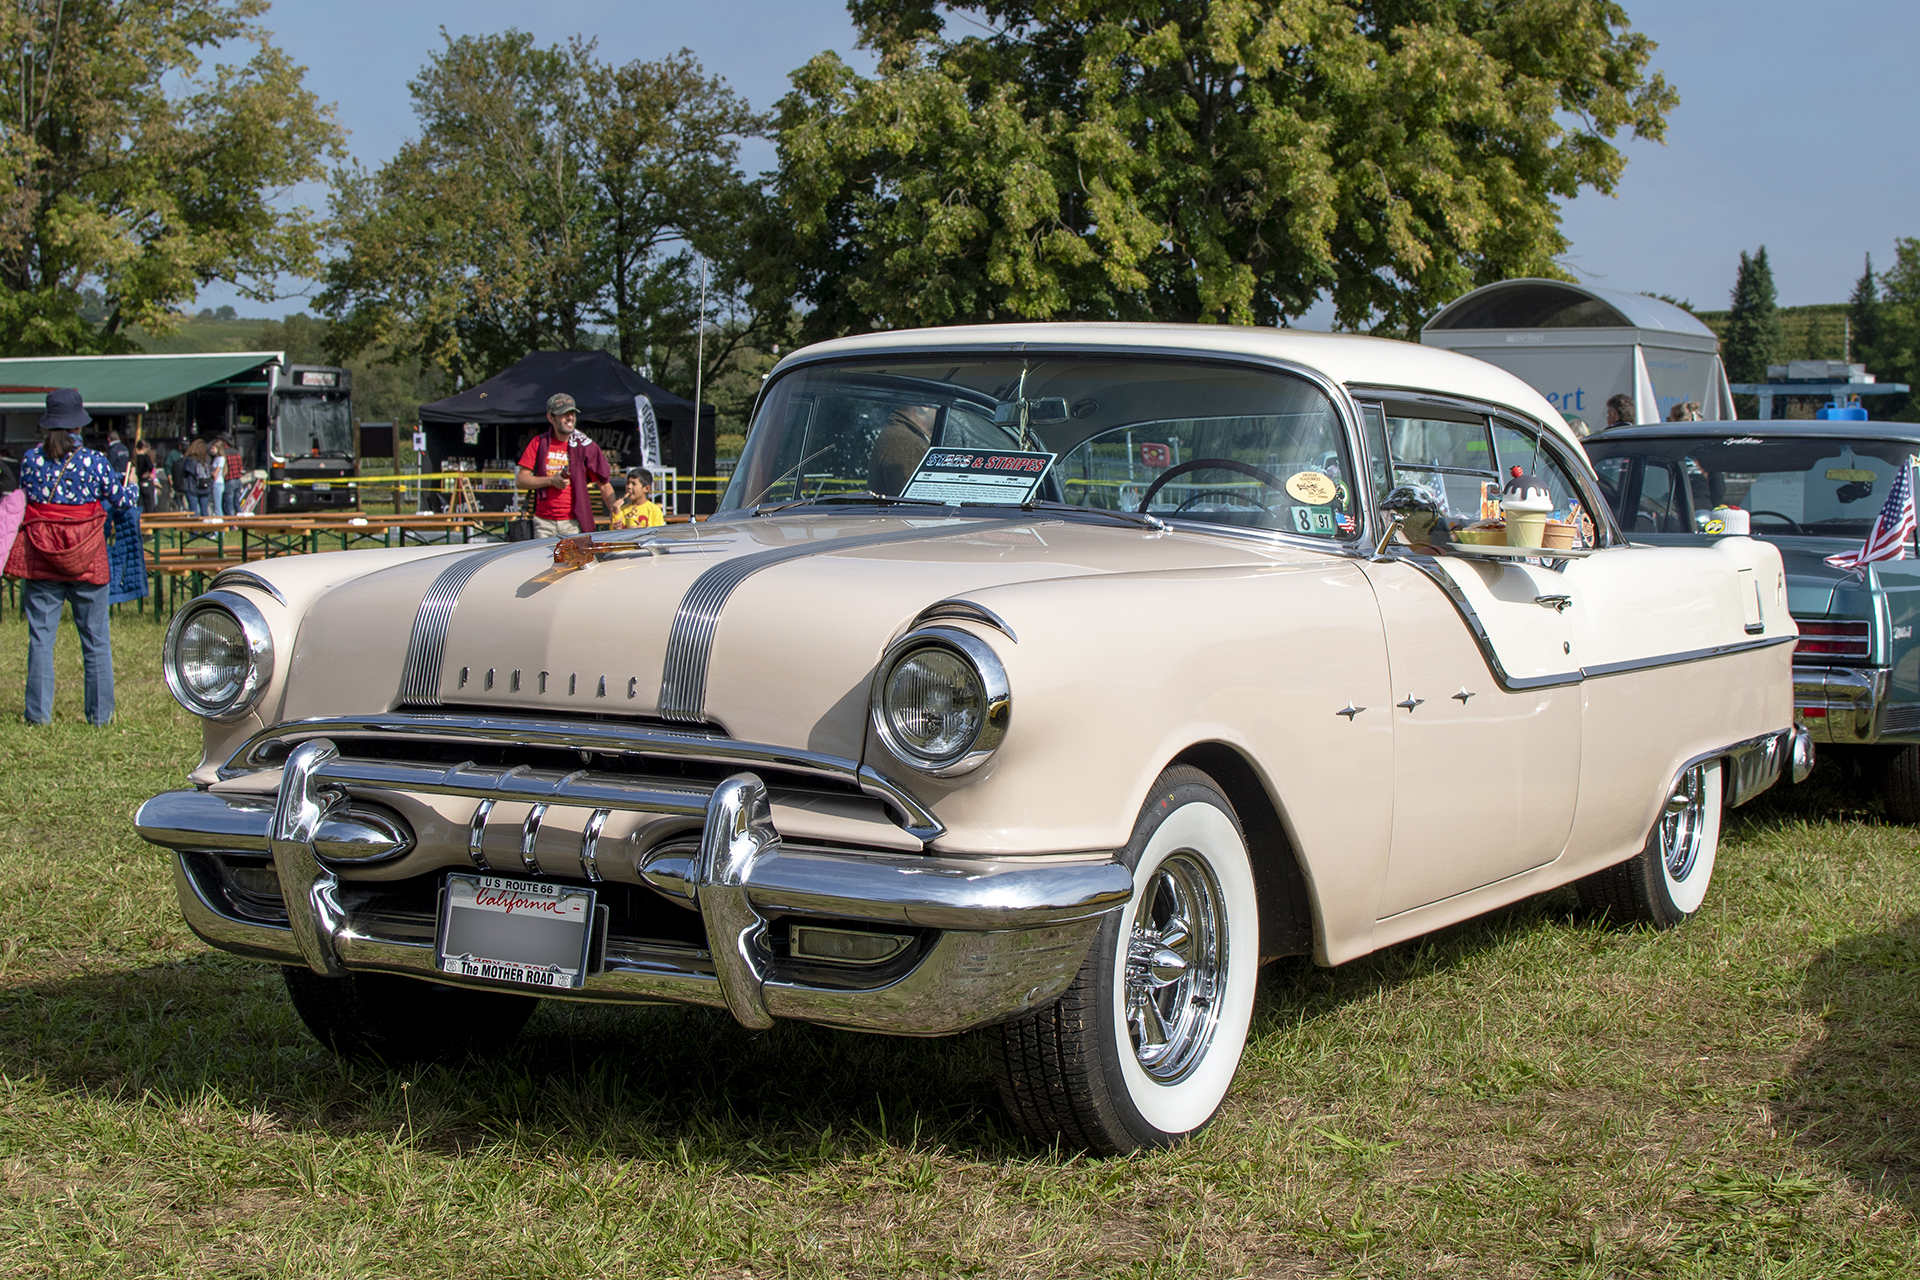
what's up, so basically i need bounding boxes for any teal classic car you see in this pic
[1586,422,1920,816]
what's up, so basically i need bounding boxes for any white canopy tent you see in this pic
[1420,279,1735,427]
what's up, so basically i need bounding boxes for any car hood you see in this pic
[283,514,1321,757]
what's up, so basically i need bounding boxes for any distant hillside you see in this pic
[129,314,282,355]
[129,313,444,425]
[1691,302,1855,364]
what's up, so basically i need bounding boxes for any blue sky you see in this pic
[199,0,1916,324]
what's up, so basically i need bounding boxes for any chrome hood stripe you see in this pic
[658,520,1024,723]
[397,541,555,706]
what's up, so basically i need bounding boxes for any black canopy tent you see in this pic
[416,349,717,512]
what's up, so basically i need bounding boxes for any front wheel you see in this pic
[992,766,1260,1153]
[1575,758,1722,929]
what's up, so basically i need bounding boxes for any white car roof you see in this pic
[780,322,1580,454]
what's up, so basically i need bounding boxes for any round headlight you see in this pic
[164,591,274,720]
[873,628,1010,777]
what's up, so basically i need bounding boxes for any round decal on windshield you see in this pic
[1285,471,1337,505]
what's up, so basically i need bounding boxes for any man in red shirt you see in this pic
[515,393,615,536]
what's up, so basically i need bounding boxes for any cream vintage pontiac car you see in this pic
[137,324,1809,1153]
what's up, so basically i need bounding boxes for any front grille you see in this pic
[1794,619,1871,661]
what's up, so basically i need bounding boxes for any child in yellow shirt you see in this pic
[610,468,666,529]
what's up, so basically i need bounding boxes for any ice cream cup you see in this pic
[1501,494,1554,548]
[1541,520,1578,550]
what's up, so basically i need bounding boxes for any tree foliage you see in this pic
[1723,245,1781,403]
[319,32,769,402]
[758,0,1677,340]
[0,0,342,354]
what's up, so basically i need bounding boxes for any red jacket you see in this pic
[4,500,108,583]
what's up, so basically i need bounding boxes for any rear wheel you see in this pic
[282,968,539,1065]
[992,766,1260,1153]
[1878,745,1920,823]
[1576,759,1722,929]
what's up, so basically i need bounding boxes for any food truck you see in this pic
[263,364,357,512]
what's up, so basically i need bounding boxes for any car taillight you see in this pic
[1794,619,1871,659]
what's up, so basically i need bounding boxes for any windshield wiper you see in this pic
[1019,498,1169,532]
[755,490,956,515]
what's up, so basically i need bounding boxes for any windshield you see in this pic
[276,393,353,457]
[1585,434,1916,539]
[722,355,1358,538]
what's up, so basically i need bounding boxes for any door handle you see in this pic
[1534,594,1573,613]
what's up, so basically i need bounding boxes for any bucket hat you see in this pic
[40,387,91,431]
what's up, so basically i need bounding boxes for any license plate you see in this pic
[435,874,596,990]
[313,482,332,491]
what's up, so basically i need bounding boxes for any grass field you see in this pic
[2,611,1918,1277]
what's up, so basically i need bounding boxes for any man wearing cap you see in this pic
[3,389,137,725]
[515,393,615,537]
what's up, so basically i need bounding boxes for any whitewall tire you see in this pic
[993,765,1260,1153]
[1576,758,1722,929]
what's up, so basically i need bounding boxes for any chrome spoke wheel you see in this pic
[1123,851,1225,1083]
[1659,764,1707,885]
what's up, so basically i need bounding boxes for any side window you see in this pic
[1635,461,1685,533]
[1382,404,1497,522]
[1592,455,1634,527]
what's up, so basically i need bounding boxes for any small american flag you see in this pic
[1827,460,1916,569]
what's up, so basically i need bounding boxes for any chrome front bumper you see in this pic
[1794,664,1895,744]
[138,740,1132,1036]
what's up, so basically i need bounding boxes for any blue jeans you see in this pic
[23,578,114,725]
[210,474,224,515]
[185,492,209,516]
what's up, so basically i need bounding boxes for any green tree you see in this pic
[321,32,770,405]
[759,0,1677,340]
[1723,245,1781,415]
[0,0,342,354]
[1873,239,1920,421]
[1849,253,1884,371]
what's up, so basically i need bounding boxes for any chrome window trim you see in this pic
[163,590,276,722]
[723,343,1379,556]
[1347,383,1625,548]
[219,711,946,843]
[870,626,1012,778]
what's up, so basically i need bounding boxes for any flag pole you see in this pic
[691,256,708,517]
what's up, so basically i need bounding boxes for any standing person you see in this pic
[181,438,213,515]
[609,468,666,529]
[104,427,130,475]
[4,388,137,726]
[1604,393,1635,430]
[208,438,227,516]
[222,437,245,514]
[515,393,614,536]
[132,438,158,512]
[165,438,187,510]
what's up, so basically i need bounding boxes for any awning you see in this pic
[0,351,284,413]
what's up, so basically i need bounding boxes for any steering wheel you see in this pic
[1175,489,1272,513]
[1747,509,1806,534]
[1137,458,1287,513]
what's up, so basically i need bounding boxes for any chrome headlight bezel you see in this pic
[871,626,1010,778]
[163,590,275,722]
